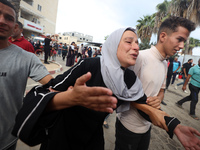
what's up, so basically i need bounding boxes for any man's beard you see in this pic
[0,36,6,40]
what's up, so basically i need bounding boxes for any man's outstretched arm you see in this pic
[46,72,117,113]
[174,124,200,150]
[132,103,200,150]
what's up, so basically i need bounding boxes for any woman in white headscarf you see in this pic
[13,28,193,150]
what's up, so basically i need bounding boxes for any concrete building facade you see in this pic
[58,31,93,45]
[17,0,59,38]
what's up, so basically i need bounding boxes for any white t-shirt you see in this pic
[117,45,167,133]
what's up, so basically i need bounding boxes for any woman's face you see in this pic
[117,30,139,68]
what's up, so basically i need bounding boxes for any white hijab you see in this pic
[100,27,144,112]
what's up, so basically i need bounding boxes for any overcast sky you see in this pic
[56,0,200,55]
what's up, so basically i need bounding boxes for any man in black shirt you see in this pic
[44,34,52,64]
[175,59,193,92]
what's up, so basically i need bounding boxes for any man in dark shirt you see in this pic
[175,59,193,92]
[44,34,52,64]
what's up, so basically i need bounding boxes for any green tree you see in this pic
[136,14,155,43]
[182,37,200,55]
[104,35,109,41]
[153,0,170,34]
[139,38,156,50]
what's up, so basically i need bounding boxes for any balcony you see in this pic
[22,0,33,6]
[20,1,44,19]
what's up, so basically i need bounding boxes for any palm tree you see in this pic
[182,37,200,55]
[153,0,170,34]
[139,38,156,50]
[104,35,109,41]
[169,0,200,54]
[136,14,155,43]
[7,0,21,20]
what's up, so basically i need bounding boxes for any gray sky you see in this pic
[56,0,200,55]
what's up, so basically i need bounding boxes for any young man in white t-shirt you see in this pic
[115,17,200,150]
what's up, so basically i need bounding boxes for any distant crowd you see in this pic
[31,39,102,66]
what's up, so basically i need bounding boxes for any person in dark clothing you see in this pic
[176,59,200,120]
[162,57,174,105]
[12,28,200,150]
[166,57,174,89]
[175,59,193,92]
[66,42,75,66]
[88,47,92,57]
[44,34,52,64]
[62,43,68,61]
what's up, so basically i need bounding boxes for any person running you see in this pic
[176,58,200,120]
[175,58,193,93]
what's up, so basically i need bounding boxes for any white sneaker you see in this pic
[174,85,177,90]
[184,90,188,93]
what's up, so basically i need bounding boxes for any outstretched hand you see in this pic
[70,72,117,113]
[49,72,117,113]
[174,124,200,150]
[61,72,117,113]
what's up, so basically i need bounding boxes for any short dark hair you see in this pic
[188,59,193,62]
[157,16,195,41]
[0,0,17,20]
[0,0,16,13]
[17,21,23,29]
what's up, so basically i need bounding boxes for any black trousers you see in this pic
[178,83,200,115]
[44,49,50,63]
[115,118,151,150]
[166,73,173,89]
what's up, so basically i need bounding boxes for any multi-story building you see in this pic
[58,31,93,45]
[16,0,59,38]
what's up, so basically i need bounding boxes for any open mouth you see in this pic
[131,54,138,58]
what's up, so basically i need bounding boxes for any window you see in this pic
[38,4,42,11]
[72,33,74,36]
[64,37,68,40]
[80,38,82,40]
[32,18,37,23]
[59,37,62,39]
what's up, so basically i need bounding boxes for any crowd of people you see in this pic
[32,38,102,66]
[1,0,200,150]
[166,55,200,121]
